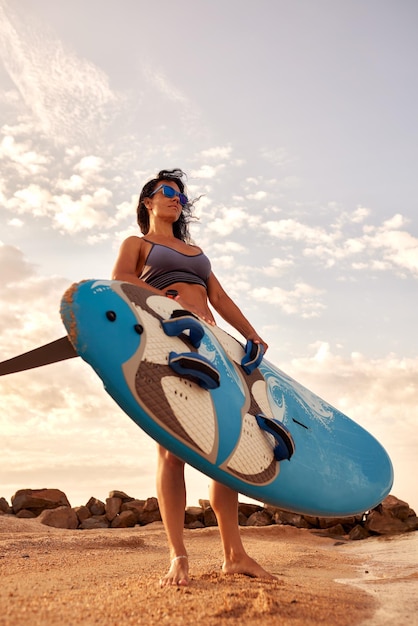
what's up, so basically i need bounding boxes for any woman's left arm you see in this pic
[207,273,268,353]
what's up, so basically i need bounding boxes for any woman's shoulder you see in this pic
[120,235,148,249]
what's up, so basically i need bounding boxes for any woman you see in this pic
[112,169,274,586]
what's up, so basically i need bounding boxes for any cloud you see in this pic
[207,206,261,236]
[263,209,418,278]
[0,2,120,146]
[250,282,325,318]
[199,146,233,160]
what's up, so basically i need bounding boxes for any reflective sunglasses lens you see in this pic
[162,185,175,198]
[179,193,188,206]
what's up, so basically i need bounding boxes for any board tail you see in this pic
[0,336,77,376]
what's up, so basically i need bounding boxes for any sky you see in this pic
[0,0,417,512]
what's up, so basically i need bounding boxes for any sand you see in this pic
[0,515,377,626]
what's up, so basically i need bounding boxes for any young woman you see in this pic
[112,169,274,586]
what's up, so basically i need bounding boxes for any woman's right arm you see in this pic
[111,236,161,294]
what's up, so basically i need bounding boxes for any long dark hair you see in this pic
[137,168,196,243]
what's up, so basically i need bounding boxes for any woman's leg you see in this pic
[156,445,189,586]
[209,480,276,579]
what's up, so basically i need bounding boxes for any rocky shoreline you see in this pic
[1,489,417,540]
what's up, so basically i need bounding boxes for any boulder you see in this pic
[79,515,110,530]
[0,497,12,514]
[185,506,204,525]
[378,495,412,521]
[203,507,218,527]
[349,525,371,541]
[105,497,122,521]
[246,510,273,527]
[110,510,137,528]
[108,490,134,503]
[16,509,37,518]
[121,499,145,522]
[239,503,262,518]
[38,506,78,529]
[86,497,106,516]
[274,510,311,529]
[11,489,71,514]
[74,505,91,524]
[365,510,408,535]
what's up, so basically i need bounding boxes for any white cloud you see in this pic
[263,210,418,278]
[52,189,114,234]
[190,164,225,179]
[207,206,261,236]
[0,3,120,145]
[199,146,232,160]
[0,134,50,174]
[250,282,325,318]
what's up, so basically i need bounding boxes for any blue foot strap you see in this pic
[241,340,264,374]
[168,351,220,390]
[256,414,295,461]
[161,310,205,348]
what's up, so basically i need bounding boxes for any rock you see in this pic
[11,489,71,514]
[349,525,371,541]
[138,508,162,525]
[74,505,91,523]
[105,497,122,521]
[110,510,137,528]
[86,497,106,516]
[79,515,110,530]
[38,506,78,529]
[16,509,37,518]
[365,510,408,535]
[187,520,205,529]
[203,507,218,527]
[274,510,311,529]
[108,490,134,502]
[246,510,273,527]
[238,511,248,526]
[239,503,262,517]
[405,516,418,531]
[319,523,346,537]
[121,499,145,522]
[143,497,159,512]
[185,506,204,525]
[303,515,320,527]
[379,495,411,521]
[0,497,12,514]
[318,516,358,530]
[199,499,210,510]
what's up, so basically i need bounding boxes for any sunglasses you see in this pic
[150,184,188,207]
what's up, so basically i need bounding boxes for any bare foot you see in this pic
[159,555,189,587]
[222,554,277,580]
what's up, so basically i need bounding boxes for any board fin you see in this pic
[0,336,78,376]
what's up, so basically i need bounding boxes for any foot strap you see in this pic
[161,310,205,348]
[256,414,295,461]
[241,340,264,374]
[168,351,220,390]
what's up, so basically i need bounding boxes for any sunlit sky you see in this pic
[1,0,417,511]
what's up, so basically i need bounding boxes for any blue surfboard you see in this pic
[59,279,393,516]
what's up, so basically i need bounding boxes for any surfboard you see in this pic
[56,279,393,516]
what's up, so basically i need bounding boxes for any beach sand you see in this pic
[0,515,382,626]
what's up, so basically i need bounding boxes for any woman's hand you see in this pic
[247,331,269,355]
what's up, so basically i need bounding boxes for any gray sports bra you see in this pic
[139,239,211,290]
